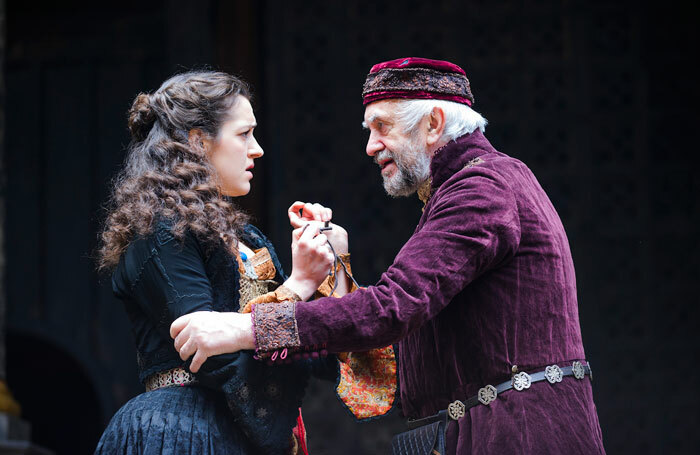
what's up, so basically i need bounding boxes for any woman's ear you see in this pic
[188,128,211,153]
[425,106,446,146]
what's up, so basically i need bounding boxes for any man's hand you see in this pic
[170,311,255,373]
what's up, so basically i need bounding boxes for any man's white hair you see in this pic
[393,99,487,142]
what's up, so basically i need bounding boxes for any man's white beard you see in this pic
[377,137,431,197]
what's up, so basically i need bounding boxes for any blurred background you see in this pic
[0,0,698,453]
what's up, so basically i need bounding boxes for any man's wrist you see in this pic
[241,313,256,351]
[223,312,256,351]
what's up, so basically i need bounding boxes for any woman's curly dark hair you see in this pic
[98,71,251,270]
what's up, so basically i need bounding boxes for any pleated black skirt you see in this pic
[95,385,255,455]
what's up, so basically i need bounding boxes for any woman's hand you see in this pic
[288,201,332,228]
[287,201,349,254]
[323,222,348,255]
[170,311,254,373]
[283,222,335,300]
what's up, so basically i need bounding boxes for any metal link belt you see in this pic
[407,361,592,430]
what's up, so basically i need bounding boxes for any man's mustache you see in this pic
[374,150,394,166]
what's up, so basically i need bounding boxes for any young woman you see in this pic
[95,71,349,454]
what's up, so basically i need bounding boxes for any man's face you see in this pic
[363,100,431,197]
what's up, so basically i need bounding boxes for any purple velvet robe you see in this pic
[254,131,605,453]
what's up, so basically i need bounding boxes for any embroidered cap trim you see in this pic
[363,67,474,106]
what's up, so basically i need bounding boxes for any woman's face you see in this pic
[206,96,263,197]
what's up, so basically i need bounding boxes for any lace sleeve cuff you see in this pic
[240,284,301,314]
[251,301,301,355]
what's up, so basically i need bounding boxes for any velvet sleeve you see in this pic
[252,166,522,353]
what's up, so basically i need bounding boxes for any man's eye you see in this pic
[377,122,391,134]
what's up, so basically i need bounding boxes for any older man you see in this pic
[172,58,605,454]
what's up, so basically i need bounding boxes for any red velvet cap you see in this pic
[362,57,474,106]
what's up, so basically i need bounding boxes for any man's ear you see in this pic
[188,128,211,153]
[426,106,446,146]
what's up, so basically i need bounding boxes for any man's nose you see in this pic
[366,133,384,157]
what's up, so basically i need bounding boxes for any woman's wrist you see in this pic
[332,265,351,296]
[283,275,319,301]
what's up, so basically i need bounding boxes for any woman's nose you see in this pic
[249,136,264,157]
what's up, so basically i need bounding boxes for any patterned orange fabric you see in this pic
[242,249,398,420]
[240,285,301,314]
[236,247,276,280]
[316,254,398,420]
[336,346,397,420]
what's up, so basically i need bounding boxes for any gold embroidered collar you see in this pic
[417,178,433,210]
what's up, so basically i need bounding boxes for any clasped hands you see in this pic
[283,201,348,299]
[170,201,347,373]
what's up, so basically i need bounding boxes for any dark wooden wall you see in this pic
[2,1,698,454]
